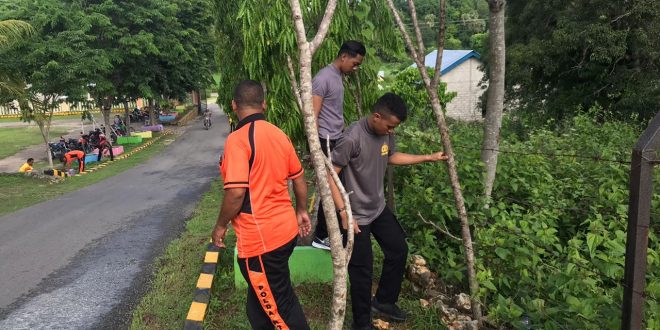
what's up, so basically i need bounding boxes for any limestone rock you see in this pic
[455,293,472,312]
[411,254,427,266]
[373,318,390,330]
[447,320,478,330]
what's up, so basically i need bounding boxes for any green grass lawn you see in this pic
[0,134,169,216]
[130,178,447,330]
[0,127,70,159]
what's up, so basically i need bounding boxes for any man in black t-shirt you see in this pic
[326,93,448,330]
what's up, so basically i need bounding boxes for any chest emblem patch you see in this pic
[381,143,389,156]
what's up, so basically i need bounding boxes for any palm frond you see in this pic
[0,20,34,47]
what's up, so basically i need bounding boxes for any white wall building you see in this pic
[412,50,485,121]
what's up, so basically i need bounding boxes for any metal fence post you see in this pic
[622,111,660,329]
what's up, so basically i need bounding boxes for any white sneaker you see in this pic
[311,236,331,250]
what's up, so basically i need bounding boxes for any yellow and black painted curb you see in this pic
[42,169,72,177]
[184,240,221,330]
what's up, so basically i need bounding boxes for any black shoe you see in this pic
[371,297,407,322]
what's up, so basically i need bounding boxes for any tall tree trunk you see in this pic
[287,1,356,329]
[101,96,113,136]
[481,0,506,201]
[385,0,483,322]
[123,100,131,136]
[148,98,156,126]
[36,98,55,169]
[39,120,53,169]
[46,101,55,168]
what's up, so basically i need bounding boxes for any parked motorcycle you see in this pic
[204,111,211,130]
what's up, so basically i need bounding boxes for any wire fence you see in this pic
[400,131,634,165]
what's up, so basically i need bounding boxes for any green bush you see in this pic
[393,112,658,329]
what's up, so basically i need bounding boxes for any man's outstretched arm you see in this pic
[388,151,448,166]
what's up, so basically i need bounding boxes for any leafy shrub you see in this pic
[391,67,456,130]
[393,112,658,329]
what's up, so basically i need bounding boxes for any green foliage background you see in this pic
[504,0,660,122]
[214,0,402,145]
[393,111,659,328]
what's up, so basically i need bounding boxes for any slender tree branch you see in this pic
[288,1,354,328]
[385,0,482,323]
[289,0,310,54]
[431,0,446,90]
[323,155,355,260]
[310,0,339,54]
[286,55,303,112]
[418,212,461,241]
[325,135,332,165]
[384,0,426,72]
[353,73,363,116]
[406,0,426,63]
[344,75,364,117]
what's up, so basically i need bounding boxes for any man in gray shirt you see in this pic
[327,93,448,330]
[312,40,366,250]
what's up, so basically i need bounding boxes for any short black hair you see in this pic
[27,158,34,162]
[338,40,366,58]
[372,93,408,122]
[233,80,264,109]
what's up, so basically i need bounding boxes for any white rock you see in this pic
[455,293,472,312]
[411,254,427,266]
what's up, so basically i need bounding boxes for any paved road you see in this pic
[0,104,227,329]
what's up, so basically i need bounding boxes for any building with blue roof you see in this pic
[411,50,485,121]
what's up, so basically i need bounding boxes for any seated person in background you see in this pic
[113,114,125,129]
[62,150,86,174]
[19,158,34,173]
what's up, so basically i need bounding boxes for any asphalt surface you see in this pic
[0,103,227,329]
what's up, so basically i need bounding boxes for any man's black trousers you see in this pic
[314,137,337,239]
[96,144,114,162]
[237,237,310,330]
[348,207,408,327]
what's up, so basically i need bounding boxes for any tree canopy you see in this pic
[0,0,215,107]
[506,0,660,121]
[392,0,489,52]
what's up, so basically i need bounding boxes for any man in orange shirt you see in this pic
[212,80,311,330]
[62,150,85,173]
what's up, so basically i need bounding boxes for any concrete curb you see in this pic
[42,169,72,177]
[184,240,221,330]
